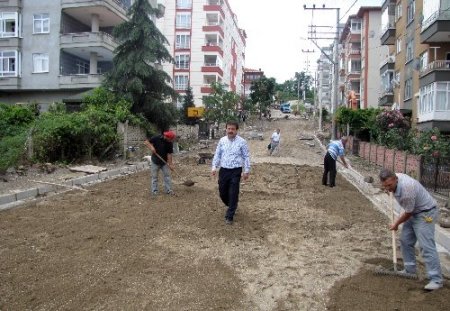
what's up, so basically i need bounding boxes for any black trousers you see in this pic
[322,152,337,186]
[218,167,242,221]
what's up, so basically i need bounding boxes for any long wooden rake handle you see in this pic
[152,151,183,179]
[390,192,397,271]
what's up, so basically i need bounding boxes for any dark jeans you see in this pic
[322,152,336,186]
[218,167,242,221]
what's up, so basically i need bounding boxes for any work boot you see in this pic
[398,269,417,277]
[424,281,443,291]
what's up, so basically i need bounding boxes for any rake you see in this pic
[152,152,196,187]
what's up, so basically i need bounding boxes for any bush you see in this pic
[0,130,28,173]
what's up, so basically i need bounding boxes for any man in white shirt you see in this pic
[269,128,281,156]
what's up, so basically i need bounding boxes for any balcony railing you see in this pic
[62,0,131,11]
[59,74,104,88]
[422,9,450,31]
[60,31,116,48]
[420,60,450,76]
[204,62,220,67]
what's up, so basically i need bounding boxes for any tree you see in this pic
[104,0,178,131]
[180,86,195,125]
[203,82,240,126]
[249,76,276,118]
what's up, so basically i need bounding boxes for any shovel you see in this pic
[152,152,196,187]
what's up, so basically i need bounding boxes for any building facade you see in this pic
[157,0,246,107]
[242,67,263,99]
[317,46,333,112]
[0,0,167,107]
[339,7,385,110]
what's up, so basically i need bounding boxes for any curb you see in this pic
[0,162,149,211]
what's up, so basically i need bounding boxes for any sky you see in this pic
[227,0,382,83]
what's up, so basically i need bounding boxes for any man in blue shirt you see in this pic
[322,137,348,187]
[212,121,251,225]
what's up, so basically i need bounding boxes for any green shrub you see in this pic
[0,130,28,173]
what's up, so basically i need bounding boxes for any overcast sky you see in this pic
[227,0,382,83]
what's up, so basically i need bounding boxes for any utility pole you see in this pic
[301,49,315,106]
[304,4,340,139]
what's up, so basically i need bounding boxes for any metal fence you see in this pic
[420,156,450,198]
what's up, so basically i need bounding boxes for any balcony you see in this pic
[0,76,20,89]
[201,85,213,93]
[202,24,224,38]
[0,37,20,48]
[0,0,21,7]
[59,74,104,89]
[379,86,394,106]
[201,63,223,76]
[419,60,450,87]
[417,82,450,132]
[202,43,223,57]
[61,32,116,52]
[380,58,395,74]
[61,0,129,26]
[421,9,450,43]
[203,1,225,19]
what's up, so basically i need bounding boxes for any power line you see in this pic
[339,0,359,22]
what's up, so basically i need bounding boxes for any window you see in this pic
[419,51,428,72]
[404,78,413,100]
[174,75,189,90]
[406,0,415,24]
[32,53,49,73]
[348,60,361,72]
[176,34,190,49]
[405,39,414,63]
[0,50,18,76]
[175,54,190,69]
[176,0,192,9]
[436,82,450,111]
[395,3,402,22]
[176,13,191,29]
[33,13,49,34]
[350,20,361,32]
[0,12,18,38]
[396,37,402,54]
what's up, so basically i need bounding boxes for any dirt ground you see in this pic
[1,113,450,311]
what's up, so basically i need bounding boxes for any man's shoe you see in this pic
[166,190,175,196]
[424,281,443,291]
[152,191,158,196]
[225,219,233,225]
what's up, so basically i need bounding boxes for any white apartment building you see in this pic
[317,46,333,112]
[0,0,168,107]
[157,0,246,107]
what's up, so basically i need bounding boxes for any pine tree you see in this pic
[181,86,195,125]
[104,0,178,130]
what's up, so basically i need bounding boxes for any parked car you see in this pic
[281,106,291,113]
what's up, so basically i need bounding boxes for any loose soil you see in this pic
[1,113,449,310]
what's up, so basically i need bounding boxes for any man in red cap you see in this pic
[144,130,176,195]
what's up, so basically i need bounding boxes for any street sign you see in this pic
[187,107,205,118]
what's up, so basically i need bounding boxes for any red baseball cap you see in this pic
[163,131,176,140]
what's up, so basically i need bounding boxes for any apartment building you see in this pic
[317,46,333,112]
[418,0,450,132]
[380,0,450,133]
[242,67,263,99]
[339,7,385,110]
[0,0,166,107]
[156,0,246,107]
